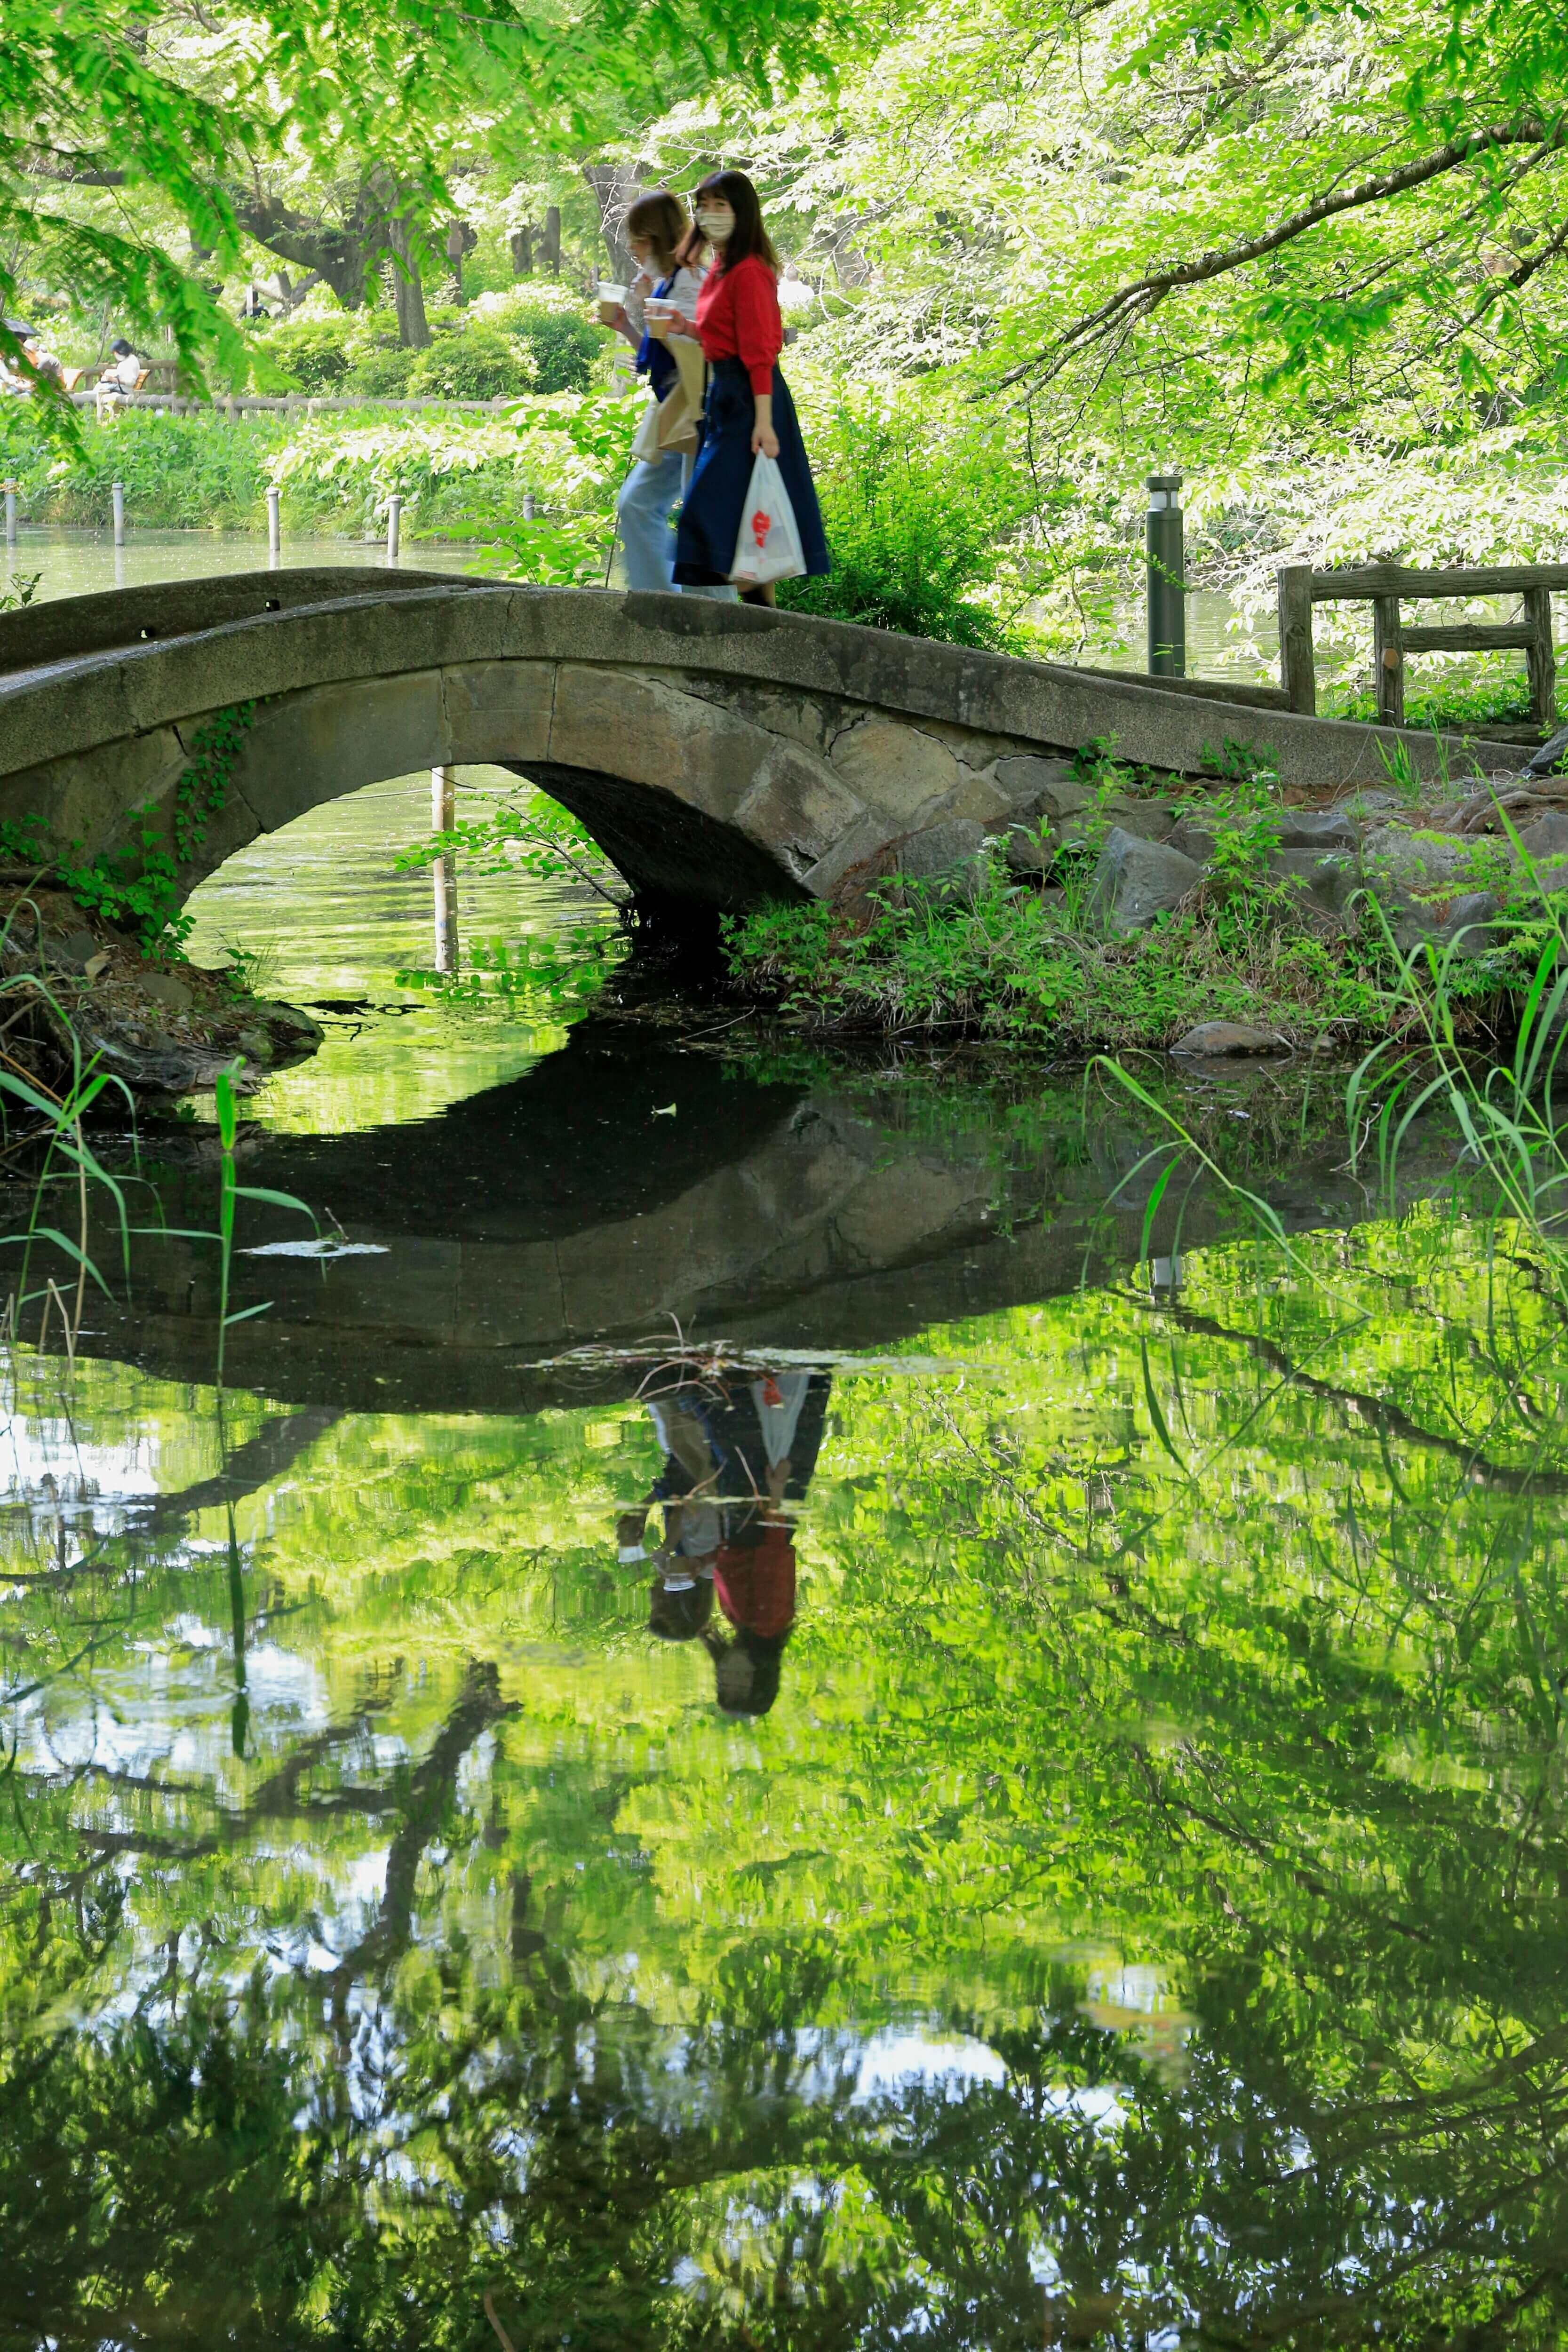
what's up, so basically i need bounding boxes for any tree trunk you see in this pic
[581,163,648,288]
[509,226,533,278]
[385,212,431,348]
[228,192,373,309]
[541,206,561,276]
[444,219,478,303]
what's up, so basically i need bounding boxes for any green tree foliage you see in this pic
[0,0,845,391]
[617,0,1568,677]
[775,397,1027,647]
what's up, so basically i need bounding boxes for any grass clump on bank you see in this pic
[724,857,1394,1052]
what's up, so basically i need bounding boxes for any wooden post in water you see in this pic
[387,494,402,562]
[111,481,125,546]
[266,485,281,564]
[431,766,457,975]
[3,482,15,545]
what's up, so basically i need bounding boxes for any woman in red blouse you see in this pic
[666,170,831,605]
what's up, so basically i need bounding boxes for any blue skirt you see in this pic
[673,359,831,588]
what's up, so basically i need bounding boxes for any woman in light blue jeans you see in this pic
[606,191,735,600]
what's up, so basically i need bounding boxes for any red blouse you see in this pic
[693,254,782,397]
[714,1526,796,1639]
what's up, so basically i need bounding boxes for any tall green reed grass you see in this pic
[0,895,314,1378]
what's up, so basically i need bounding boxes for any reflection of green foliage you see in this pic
[7,1200,1568,2339]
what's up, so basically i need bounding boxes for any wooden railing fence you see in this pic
[1276,562,1565,730]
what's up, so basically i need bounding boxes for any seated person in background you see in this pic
[22,334,63,392]
[0,320,34,395]
[95,338,144,412]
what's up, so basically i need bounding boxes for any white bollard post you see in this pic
[386,494,402,562]
[431,765,457,975]
[266,485,281,563]
[3,482,15,544]
[522,491,537,522]
[111,480,125,545]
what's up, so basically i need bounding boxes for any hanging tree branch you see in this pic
[998,116,1567,389]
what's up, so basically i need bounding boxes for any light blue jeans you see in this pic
[617,446,737,598]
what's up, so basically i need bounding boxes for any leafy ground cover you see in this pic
[725,856,1393,1051]
[722,761,1562,1053]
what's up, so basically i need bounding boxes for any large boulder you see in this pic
[1099,792,1175,844]
[1268,846,1361,922]
[895,818,991,900]
[1087,827,1202,936]
[1436,892,1501,956]
[991,755,1090,826]
[1170,1019,1288,1057]
[1276,806,1359,851]
[1525,724,1568,778]
[1359,824,1477,897]
[1517,810,1568,863]
[1168,815,1215,864]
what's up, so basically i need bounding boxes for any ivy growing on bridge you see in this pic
[0,699,258,957]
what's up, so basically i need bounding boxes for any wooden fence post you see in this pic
[1523,585,1557,728]
[1276,566,1316,713]
[1373,595,1404,727]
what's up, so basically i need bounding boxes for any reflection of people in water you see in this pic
[619,1365,831,1715]
[617,1370,725,1642]
[703,1370,828,1716]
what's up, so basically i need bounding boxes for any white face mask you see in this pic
[697,205,735,244]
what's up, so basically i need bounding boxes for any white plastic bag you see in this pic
[730,453,806,586]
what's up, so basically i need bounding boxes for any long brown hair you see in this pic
[681,170,779,277]
[623,189,689,278]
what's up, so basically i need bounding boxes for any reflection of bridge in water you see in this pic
[0,571,1503,924]
[75,1025,1467,1414]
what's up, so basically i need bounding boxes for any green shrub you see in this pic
[776,401,1026,650]
[348,344,416,397]
[465,286,602,390]
[513,307,597,394]
[264,393,635,548]
[261,317,356,393]
[1327,665,1540,735]
[407,323,538,402]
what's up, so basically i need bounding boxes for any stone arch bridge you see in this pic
[0,569,1496,915]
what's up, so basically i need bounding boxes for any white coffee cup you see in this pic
[597,280,628,304]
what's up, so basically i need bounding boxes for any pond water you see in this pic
[6,756,1568,2340]
[0,524,488,604]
